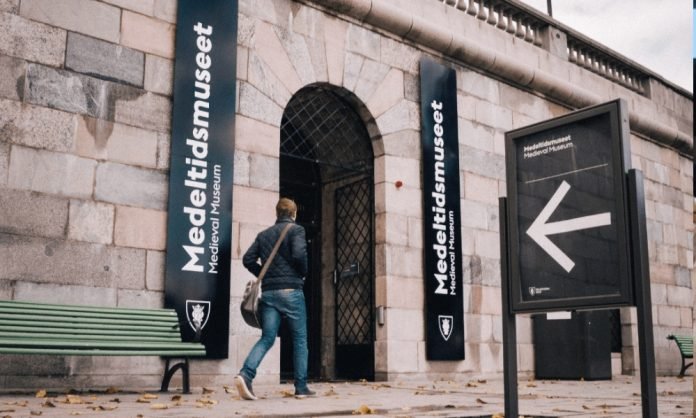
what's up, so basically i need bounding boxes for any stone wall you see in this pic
[0,0,692,389]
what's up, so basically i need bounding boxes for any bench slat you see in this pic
[0,347,206,356]
[2,332,182,342]
[0,306,178,322]
[0,313,177,328]
[0,319,178,332]
[0,301,175,316]
[0,325,179,338]
[0,338,202,351]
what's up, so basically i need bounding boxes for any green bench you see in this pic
[667,334,693,377]
[0,300,206,393]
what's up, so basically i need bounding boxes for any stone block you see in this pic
[0,142,8,186]
[272,25,316,87]
[0,279,12,299]
[384,244,422,279]
[8,146,95,199]
[121,10,175,58]
[233,150,250,186]
[324,16,347,86]
[248,51,292,107]
[458,118,495,153]
[77,116,158,168]
[253,22,302,94]
[459,145,505,181]
[0,54,25,101]
[66,32,144,87]
[154,0,176,23]
[404,72,419,102]
[237,46,249,81]
[95,162,168,210]
[0,188,68,238]
[376,100,419,136]
[113,88,171,133]
[68,199,114,244]
[0,12,66,67]
[667,285,692,307]
[380,36,420,74]
[680,308,692,328]
[375,212,407,246]
[346,23,380,61]
[20,0,120,43]
[0,353,68,377]
[0,98,76,152]
[354,59,391,104]
[376,155,420,188]
[650,283,667,305]
[658,304,682,327]
[366,68,404,119]
[231,185,277,225]
[102,0,154,15]
[460,200,489,230]
[144,54,173,96]
[475,100,512,131]
[463,172,499,205]
[156,132,170,169]
[11,276,117,305]
[457,69,499,104]
[249,153,279,191]
[479,285,502,315]
[407,217,423,250]
[238,82,283,127]
[377,182,422,218]
[145,250,165,291]
[117,289,164,309]
[342,52,364,92]
[305,34,329,83]
[381,129,420,159]
[387,339,419,373]
[235,115,280,157]
[0,0,18,12]
[114,205,167,250]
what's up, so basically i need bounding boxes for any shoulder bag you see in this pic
[240,223,293,328]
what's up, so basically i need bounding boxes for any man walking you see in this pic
[234,198,315,400]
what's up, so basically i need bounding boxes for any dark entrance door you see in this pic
[334,177,374,380]
[279,85,375,381]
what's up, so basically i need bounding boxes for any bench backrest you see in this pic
[0,300,185,345]
[667,334,693,357]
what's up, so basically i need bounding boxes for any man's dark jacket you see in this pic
[242,217,308,291]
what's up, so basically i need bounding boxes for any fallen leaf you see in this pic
[30,411,42,416]
[280,390,294,398]
[466,382,478,388]
[151,403,169,410]
[476,398,488,404]
[477,379,487,384]
[223,385,235,394]
[36,390,47,398]
[324,388,338,396]
[353,404,374,415]
[196,398,218,406]
[70,413,81,416]
[136,397,151,403]
[97,405,118,411]
[42,401,56,408]
[66,395,84,405]
[444,404,455,408]
[202,387,215,394]
[492,413,504,418]
[526,382,537,387]
[105,387,120,394]
[171,395,183,402]
[582,405,591,410]
[142,393,159,400]
[109,398,120,403]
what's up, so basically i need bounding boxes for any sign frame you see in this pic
[419,58,465,360]
[505,99,633,313]
[164,0,238,359]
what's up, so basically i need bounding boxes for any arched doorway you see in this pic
[279,84,375,381]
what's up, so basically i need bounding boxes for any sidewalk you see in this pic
[0,375,691,417]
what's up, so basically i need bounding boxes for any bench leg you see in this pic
[161,358,191,394]
[679,359,693,378]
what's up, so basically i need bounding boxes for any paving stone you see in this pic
[144,54,173,95]
[0,0,19,13]
[8,146,96,199]
[0,12,66,67]
[95,162,168,210]
[20,0,120,43]
[67,199,114,244]
[0,98,76,153]
[0,54,25,101]
[0,188,68,238]
[66,32,144,87]
[120,10,175,58]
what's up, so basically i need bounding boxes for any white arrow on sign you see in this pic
[526,180,611,273]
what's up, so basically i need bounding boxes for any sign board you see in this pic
[505,99,633,313]
[164,0,238,358]
[420,58,464,360]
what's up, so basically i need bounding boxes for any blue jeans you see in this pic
[240,289,309,390]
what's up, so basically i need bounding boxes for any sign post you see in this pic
[419,58,465,360]
[164,0,238,359]
[501,99,657,416]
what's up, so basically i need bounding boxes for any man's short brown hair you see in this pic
[276,198,297,218]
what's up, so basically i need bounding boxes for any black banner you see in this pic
[420,58,465,360]
[164,0,238,359]
[505,100,633,313]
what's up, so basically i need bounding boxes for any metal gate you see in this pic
[334,177,374,380]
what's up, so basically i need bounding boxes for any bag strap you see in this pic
[257,223,293,282]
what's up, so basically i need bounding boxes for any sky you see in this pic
[519,0,693,93]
